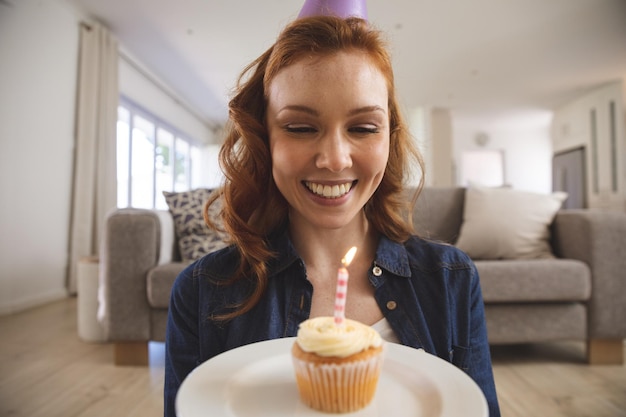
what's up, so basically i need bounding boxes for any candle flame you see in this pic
[341,246,357,267]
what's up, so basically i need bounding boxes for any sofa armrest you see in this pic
[553,209,626,339]
[100,208,168,341]
[154,209,176,265]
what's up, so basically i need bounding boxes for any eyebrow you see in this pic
[277,105,318,116]
[348,105,387,116]
[277,104,387,117]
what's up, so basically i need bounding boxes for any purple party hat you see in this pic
[298,0,368,20]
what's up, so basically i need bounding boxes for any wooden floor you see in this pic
[1,298,625,417]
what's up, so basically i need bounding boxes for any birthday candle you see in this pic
[334,246,357,326]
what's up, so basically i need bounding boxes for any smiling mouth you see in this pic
[304,181,354,198]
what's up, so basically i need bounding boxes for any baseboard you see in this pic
[0,289,69,316]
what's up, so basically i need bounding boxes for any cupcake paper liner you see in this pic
[292,353,384,413]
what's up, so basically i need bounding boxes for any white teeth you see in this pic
[305,181,353,198]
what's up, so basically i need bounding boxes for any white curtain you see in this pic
[67,22,118,294]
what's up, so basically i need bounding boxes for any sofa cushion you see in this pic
[147,263,188,308]
[163,188,228,262]
[455,186,567,259]
[412,187,465,244]
[476,259,591,303]
[485,303,587,344]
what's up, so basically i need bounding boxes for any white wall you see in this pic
[452,111,554,194]
[407,107,430,187]
[0,0,80,314]
[197,144,225,189]
[409,107,553,193]
[0,0,220,315]
[552,80,626,210]
[407,107,455,188]
[119,55,216,145]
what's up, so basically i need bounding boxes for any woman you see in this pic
[165,15,500,417]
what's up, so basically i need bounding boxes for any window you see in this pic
[116,98,202,209]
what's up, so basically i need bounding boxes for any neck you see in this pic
[288,211,378,270]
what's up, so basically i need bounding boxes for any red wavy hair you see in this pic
[205,16,424,320]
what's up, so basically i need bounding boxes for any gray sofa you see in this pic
[101,187,626,365]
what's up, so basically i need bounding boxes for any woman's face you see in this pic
[266,51,390,231]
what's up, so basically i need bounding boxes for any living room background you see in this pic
[0,0,617,315]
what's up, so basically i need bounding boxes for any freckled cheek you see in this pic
[368,146,389,182]
[363,141,390,174]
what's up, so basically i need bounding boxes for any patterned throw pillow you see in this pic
[163,188,229,262]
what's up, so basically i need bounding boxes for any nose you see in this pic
[315,129,352,172]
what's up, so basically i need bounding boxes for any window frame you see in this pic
[117,96,202,209]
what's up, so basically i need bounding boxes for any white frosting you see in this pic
[296,317,383,358]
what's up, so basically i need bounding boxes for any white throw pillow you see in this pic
[455,186,567,260]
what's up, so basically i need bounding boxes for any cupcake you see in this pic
[291,317,384,413]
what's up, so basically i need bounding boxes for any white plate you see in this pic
[176,337,488,417]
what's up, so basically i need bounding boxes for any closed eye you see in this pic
[284,124,317,134]
[349,125,380,135]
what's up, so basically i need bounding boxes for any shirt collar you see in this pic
[266,229,412,279]
[266,228,302,277]
[374,235,412,278]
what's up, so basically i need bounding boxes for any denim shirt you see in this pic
[164,232,501,417]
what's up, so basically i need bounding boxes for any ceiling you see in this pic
[67,0,626,131]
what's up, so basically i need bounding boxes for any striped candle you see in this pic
[334,247,357,326]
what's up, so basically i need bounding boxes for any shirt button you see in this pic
[386,301,397,310]
[372,266,383,276]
